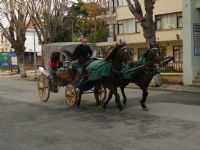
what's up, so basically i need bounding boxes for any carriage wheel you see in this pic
[38,74,50,102]
[65,84,77,106]
[97,84,107,103]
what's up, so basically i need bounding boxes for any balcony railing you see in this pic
[160,62,183,73]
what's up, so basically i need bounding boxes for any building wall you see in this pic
[183,0,200,85]
[115,0,183,44]
[0,31,12,52]
[111,0,183,64]
[25,29,42,56]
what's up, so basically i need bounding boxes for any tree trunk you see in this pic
[15,46,27,78]
[141,20,156,48]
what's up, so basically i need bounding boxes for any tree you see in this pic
[74,1,108,42]
[126,0,156,48]
[0,0,31,78]
[126,0,161,86]
[26,0,70,44]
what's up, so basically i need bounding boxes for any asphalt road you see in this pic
[0,76,200,150]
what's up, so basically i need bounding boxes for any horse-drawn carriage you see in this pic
[38,42,173,111]
[37,42,107,106]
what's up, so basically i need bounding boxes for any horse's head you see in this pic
[106,42,133,65]
[118,46,133,64]
[146,44,160,62]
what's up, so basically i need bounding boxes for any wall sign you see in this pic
[193,23,200,56]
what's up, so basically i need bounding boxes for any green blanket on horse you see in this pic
[122,55,160,79]
[86,59,112,80]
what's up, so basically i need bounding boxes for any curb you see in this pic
[127,84,200,93]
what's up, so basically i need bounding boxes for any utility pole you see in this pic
[33,31,37,79]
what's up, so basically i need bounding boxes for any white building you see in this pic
[25,25,42,56]
[183,0,200,85]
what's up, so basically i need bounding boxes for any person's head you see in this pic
[80,37,89,46]
[52,52,60,60]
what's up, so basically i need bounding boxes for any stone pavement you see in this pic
[1,70,200,93]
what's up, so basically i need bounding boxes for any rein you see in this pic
[122,55,164,75]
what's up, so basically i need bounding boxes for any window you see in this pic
[156,17,162,30]
[118,19,141,34]
[156,12,183,30]
[136,22,141,33]
[177,16,182,28]
[109,24,114,37]
[173,46,183,62]
[118,0,128,6]
[1,35,3,43]
[118,22,124,34]
[160,47,167,56]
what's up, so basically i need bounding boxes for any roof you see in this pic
[41,42,100,72]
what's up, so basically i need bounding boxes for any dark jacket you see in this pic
[73,44,93,64]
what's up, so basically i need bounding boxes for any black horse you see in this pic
[76,43,132,111]
[104,45,173,111]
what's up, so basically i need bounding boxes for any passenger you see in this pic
[73,37,93,66]
[50,53,60,92]
[51,53,59,75]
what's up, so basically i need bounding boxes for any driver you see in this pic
[73,37,93,66]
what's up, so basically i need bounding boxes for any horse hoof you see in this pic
[98,106,106,112]
[76,102,80,107]
[140,100,148,111]
[123,101,127,106]
[142,107,149,111]
[119,107,124,112]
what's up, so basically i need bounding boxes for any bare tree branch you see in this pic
[126,0,144,22]
[0,0,31,77]
[25,0,70,44]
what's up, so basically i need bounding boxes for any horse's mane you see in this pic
[105,44,125,60]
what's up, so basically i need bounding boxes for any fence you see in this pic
[160,62,183,73]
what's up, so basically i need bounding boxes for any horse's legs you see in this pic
[120,80,129,105]
[107,90,113,102]
[94,81,101,106]
[102,87,114,110]
[113,87,124,111]
[120,85,127,106]
[103,86,123,111]
[140,87,149,111]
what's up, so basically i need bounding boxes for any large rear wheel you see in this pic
[38,74,50,102]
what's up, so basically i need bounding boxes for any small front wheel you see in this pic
[96,83,107,104]
[65,84,77,107]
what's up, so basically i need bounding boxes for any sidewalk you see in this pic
[127,83,200,93]
[1,70,200,93]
